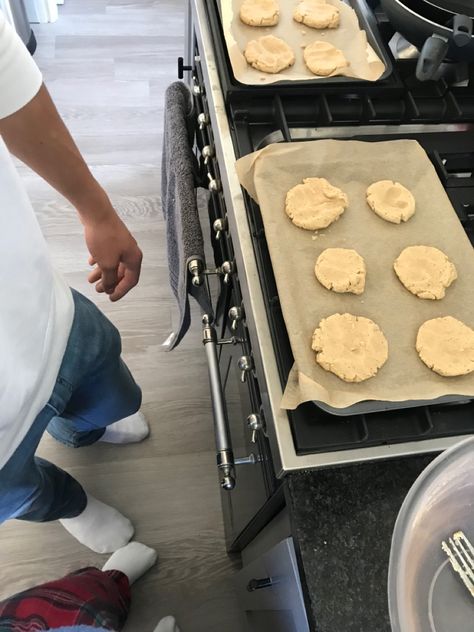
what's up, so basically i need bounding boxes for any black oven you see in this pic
[184,0,474,553]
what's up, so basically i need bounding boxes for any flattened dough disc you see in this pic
[240,0,280,26]
[315,248,366,295]
[312,313,389,383]
[416,316,474,377]
[366,180,415,224]
[303,41,348,76]
[244,35,295,74]
[394,245,457,300]
[293,0,340,29]
[285,177,348,230]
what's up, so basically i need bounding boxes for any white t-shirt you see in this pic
[0,12,74,468]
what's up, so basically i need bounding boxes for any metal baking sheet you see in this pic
[236,139,474,412]
[215,0,393,84]
[314,394,472,416]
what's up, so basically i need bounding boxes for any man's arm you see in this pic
[0,84,142,301]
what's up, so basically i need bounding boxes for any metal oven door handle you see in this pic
[202,314,236,491]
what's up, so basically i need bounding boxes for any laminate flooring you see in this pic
[0,2,243,630]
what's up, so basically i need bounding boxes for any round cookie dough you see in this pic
[293,0,340,29]
[285,177,348,230]
[244,35,295,74]
[240,0,280,27]
[303,41,348,76]
[312,313,388,383]
[416,316,474,377]
[394,245,457,300]
[366,180,415,224]
[315,248,366,295]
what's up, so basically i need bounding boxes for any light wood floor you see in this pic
[0,2,243,630]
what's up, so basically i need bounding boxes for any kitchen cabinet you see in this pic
[233,456,435,632]
[234,536,309,632]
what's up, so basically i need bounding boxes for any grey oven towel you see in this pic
[161,81,212,350]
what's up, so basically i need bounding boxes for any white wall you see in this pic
[24,0,58,23]
[0,0,14,22]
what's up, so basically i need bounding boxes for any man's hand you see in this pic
[84,214,143,302]
[0,84,143,301]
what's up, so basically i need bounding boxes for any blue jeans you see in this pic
[0,289,142,523]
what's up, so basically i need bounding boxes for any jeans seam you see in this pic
[45,375,72,417]
[56,375,72,390]
[44,401,61,417]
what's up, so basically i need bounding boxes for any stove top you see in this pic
[202,0,474,455]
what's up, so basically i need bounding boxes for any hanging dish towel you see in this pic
[161,81,212,349]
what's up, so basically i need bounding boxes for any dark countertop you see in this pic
[286,454,435,632]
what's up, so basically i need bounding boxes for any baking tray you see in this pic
[207,0,393,88]
[315,394,472,416]
[236,139,474,415]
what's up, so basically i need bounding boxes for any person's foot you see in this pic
[100,411,149,444]
[60,494,134,553]
[102,542,157,584]
[153,616,181,632]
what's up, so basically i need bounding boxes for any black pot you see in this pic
[381,0,474,80]
[427,0,473,15]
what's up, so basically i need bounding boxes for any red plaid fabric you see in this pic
[0,567,130,631]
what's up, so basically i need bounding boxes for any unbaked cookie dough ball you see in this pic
[285,177,348,230]
[240,0,280,27]
[416,316,474,377]
[315,248,366,295]
[366,180,415,224]
[312,313,388,382]
[293,0,340,29]
[244,35,295,74]
[394,245,457,300]
[303,41,348,76]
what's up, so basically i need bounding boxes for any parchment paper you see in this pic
[236,140,474,409]
[222,0,385,84]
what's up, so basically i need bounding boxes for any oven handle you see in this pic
[202,314,236,491]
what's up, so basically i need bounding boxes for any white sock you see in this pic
[60,494,134,554]
[102,542,157,585]
[100,411,150,444]
[153,617,181,632]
